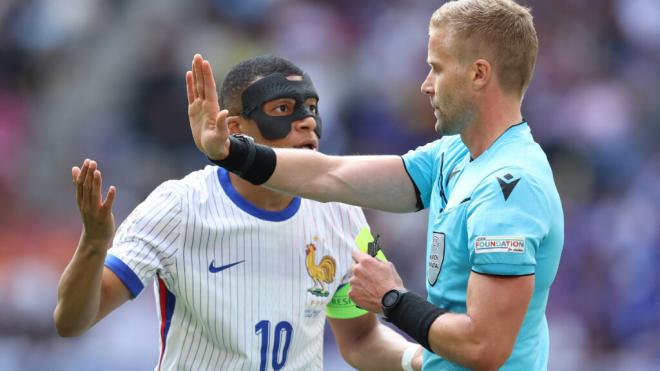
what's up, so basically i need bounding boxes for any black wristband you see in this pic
[384,291,447,351]
[208,135,277,185]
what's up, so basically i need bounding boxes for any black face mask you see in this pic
[241,73,322,140]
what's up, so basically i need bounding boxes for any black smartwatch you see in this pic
[381,289,406,317]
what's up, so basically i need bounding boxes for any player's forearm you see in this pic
[53,234,108,337]
[426,313,508,371]
[342,324,415,371]
[266,150,418,213]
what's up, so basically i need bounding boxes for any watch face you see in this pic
[383,290,400,307]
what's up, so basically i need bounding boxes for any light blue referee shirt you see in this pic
[402,122,564,371]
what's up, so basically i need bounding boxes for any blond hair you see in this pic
[430,0,538,96]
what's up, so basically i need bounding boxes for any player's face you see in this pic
[239,75,320,151]
[421,27,476,136]
[252,96,320,150]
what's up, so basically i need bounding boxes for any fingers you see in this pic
[73,166,81,206]
[74,159,115,213]
[202,60,218,102]
[191,56,200,99]
[102,186,117,212]
[215,109,228,130]
[76,159,90,206]
[193,54,205,100]
[191,53,218,103]
[72,166,80,184]
[72,166,81,205]
[186,71,195,105]
[84,161,97,207]
[352,249,371,263]
[214,110,230,157]
[93,169,103,207]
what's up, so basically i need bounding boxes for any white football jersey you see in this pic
[105,166,368,371]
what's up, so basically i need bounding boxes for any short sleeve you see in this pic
[105,181,183,298]
[401,140,443,209]
[466,167,550,276]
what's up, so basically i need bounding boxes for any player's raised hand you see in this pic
[186,53,230,161]
[72,159,116,247]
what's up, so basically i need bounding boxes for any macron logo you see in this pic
[496,173,521,201]
[209,260,245,273]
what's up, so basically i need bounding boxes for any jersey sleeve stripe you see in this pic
[105,254,145,297]
[400,156,424,210]
[157,276,176,370]
[471,264,535,276]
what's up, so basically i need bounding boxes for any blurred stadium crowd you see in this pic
[0,0,659,370]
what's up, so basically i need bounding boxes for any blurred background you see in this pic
[0,0,659,369]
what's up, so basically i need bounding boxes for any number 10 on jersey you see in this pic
[255,320,293,371]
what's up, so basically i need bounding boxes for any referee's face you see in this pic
[422,27,476,136]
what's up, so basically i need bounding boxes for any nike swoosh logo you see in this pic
[209,260,245,273]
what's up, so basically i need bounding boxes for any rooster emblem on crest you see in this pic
[305,243,336,297]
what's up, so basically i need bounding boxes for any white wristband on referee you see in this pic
[401,344,420,371]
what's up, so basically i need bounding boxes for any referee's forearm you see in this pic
[264,148,340,202]
[426,312,491,369]
[53,236,107,337]
[426,311,516,371]
[265,150,419,212]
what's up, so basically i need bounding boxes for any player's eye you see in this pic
[307,104,317,114]
[274,104,289,113]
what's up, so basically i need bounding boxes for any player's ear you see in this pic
[227,115,242,134]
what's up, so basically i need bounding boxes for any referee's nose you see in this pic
[421,71,435,96]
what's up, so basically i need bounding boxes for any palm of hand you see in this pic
[186,54,230,161]
[73,159,117,247]
[82,210,115,243]
[188,97,220,153]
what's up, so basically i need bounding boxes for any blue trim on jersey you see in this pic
[163,289,175,338]
[162,280,176,351]
[217,168,301,221]
[104,254,144,298]
[156,277,176,369]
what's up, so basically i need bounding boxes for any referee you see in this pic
[192,0,563,370]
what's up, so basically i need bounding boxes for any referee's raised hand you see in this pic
[186,53,230,161]
[72,159,116,248]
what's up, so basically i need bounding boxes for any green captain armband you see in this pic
[326,283,368,319]
[326,227,388,319]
